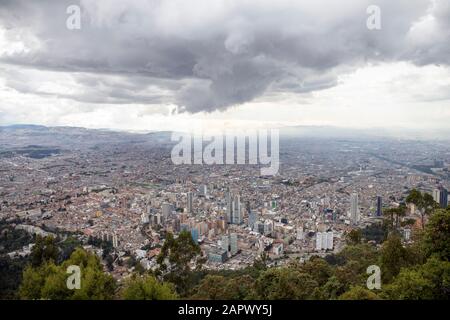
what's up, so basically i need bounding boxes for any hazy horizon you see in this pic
[1,0,450,136]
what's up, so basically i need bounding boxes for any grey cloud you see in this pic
[0,0,447,112]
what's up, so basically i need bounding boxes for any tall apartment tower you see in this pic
[376,196,382,217]
[233,195,242,224]
[350,193,359,224]
[433,188,440,204]
[439,187,448,209]
[226,191,233,224]
[229,233,238,255]
[187,191,193,214]
[434,187,448,208]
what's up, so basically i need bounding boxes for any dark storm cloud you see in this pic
[0,0,447,112]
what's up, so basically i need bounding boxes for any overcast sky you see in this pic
[0,0,449,134]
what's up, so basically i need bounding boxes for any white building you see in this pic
[141,212,149,224]
[316,231,334,251]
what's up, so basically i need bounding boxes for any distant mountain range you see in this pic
[1,124,449,145]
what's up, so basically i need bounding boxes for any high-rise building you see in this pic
[187,192,193,214]
[162,203,174,218]
[315,231,333,251]
[350,193,359,224]
[233,195,242,224]
[173,216,181,232]
[315,232,323,251]
[141,212,150,224]
[221,233,238,256]
[433,188,440,204]
[112,233,119,248]
[200,185,208,198]
[434,187,448,208]
[439,187,448,209]
[248,211,257,230]
[226,191,233,224]
[296,226,304,240]
[191,228,199,244]
[263,220,273,235]
[376,196,382,217]
[255,221,264,234]
[229,233,238,255]
[326,231,334,249]
[207,249,227,263]
[221,235,230,252]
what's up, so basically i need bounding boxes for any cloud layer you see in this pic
[0,0,449,114]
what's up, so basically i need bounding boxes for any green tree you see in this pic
[19,248,116,300]
[338,286,380,300]
[192,274,253,300]
[297,257,333,286]
[191,275,229,300]
[253,268,318,300]
[30,235,59,267]
[383,205,406,231]
[422,209,450,260]
[317,276,345,300]
[406,189,438,229]
[63,248,116,300]
[121,274,178,300]
[380,234,410,283]
[382,257,450,300]
[346,229,362,245]
[157,231,202,296]
[19,261,70,300]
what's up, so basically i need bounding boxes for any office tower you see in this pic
[229,233,238,255]
[246,201,251,214]
[173,216,181,232]
[141,212,150,224]
[439,187,448,208]
[316,232,323,251]
[226,191,233,223]
[263,220,273,235]
[233,195,242,224]
[296,226,304,240]
[154,213,163,225]
[162,203,174,218]
[433,188,440,204]
[112,233,119,248]
[207,249,227,263]
[191,228,199,244]
[187,191,193,214]
[248,211,257,230]
[200,184,208,198]
[376,196,382,217]
[180,223,190,232]
[326,231,334,249]
[221,235,230,252]
[316,231,333,251]
[255,221,264,234]
[350,193,359,224]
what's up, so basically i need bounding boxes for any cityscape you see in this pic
[0,0,449,306]
[1,125,449,280]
